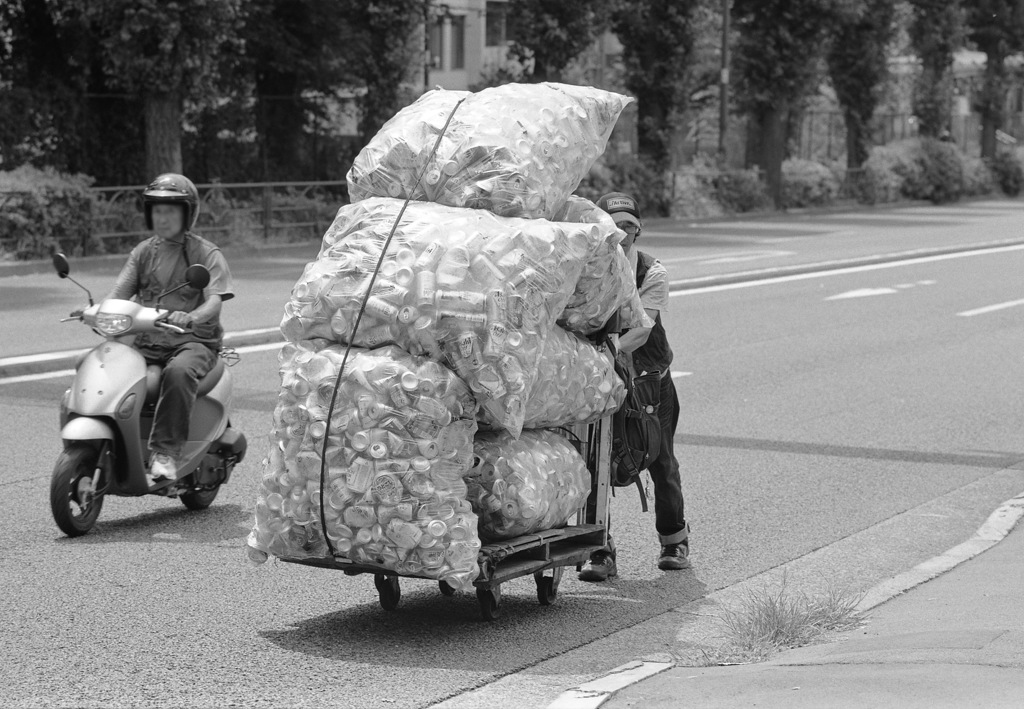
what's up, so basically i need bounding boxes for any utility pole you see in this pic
[718,0,730,162]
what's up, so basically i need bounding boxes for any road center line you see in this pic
[670,243,1024,296]
[957,298,1024,317]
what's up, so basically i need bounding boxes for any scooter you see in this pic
[51,253,247,537]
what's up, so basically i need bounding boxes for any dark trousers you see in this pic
[591,372,688,555]
[144,342,218,457]
[649,373,688,545]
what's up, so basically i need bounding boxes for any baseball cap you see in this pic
[596,192,642,228]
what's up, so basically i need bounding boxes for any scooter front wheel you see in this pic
[180,485,220,511]
[50,442,105,537]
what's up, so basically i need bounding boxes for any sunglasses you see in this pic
[619,224,641,235]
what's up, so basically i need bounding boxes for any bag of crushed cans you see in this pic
[346,82,633,220]
[467,429,591,542]
[473,324,625,431]
[246,341,483,592]
[553,195,648,334]
[279,197,620,436]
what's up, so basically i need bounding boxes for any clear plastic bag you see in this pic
[477,325,625,430]
[467,429,591,542]
[246,341,483,592]
[346,83,633,220]
[552,195,649,334]
[280,197,608,436]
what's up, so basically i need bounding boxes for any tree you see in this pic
[243,0,360,180]
[966,0,1024,158]
[506,0,614,82]
[612,0,699,170]
[907,0,964,138]
[337,0,422,142]
[78,0,244,178]
[827,0,898,168]
[732,0,837,206]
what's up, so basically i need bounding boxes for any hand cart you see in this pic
[281,415,613,621]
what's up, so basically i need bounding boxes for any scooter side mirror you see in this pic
[185,264,211,291]
[53,253,70,279]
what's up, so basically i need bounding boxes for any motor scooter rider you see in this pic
[97,173,234,486]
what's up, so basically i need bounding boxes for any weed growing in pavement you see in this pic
[694,573,864,666]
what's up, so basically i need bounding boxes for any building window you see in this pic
[451,15,466,69]
[429,17,444,68]
[485,1,507,47]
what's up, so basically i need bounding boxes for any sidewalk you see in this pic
[582,494,1024,709]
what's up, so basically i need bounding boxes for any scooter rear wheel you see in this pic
[51,442,105,537]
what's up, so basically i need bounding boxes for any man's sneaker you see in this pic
[658,542,691,570]
[148,453,177,485]
[578,553,618,582]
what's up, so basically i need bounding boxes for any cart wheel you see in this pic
[374,574,401,611]
[476,585,501,621]
[438,580,457,596]
[534,566,563,606]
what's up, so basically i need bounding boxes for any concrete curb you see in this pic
[545,490,1024,709]
[855,491,1024,612]
[547,661,675,709]
[0,327,283,379]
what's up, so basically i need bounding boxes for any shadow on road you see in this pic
[680,433,1024,470]
[53,502,251,545]
[258,572,708,672]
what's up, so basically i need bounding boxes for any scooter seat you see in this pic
[144,358,226,405]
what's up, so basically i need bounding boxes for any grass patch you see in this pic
[695,573,864,666]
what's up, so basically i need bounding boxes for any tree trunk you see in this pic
[979,46,1006,160]
[844,108,867,169]
[144,91,183,177]
[746,106,787,208]
[256,72,307,181]
[637,97,670,171]
[914,62,953,138]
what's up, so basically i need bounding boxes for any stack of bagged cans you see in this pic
[248,82,647,572]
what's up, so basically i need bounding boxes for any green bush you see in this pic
[860,138,966,204]
[780,159,840,209]
[0,166,95,260]
[576,152,671,217]
[713,168,772,214]
[961,156,995,197]
[919,138,963,203]
[667,156,726,219]
[988,150,1024,196]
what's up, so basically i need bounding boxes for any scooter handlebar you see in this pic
[155,320,188,335]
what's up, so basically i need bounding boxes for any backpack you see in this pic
[609,345,661,512]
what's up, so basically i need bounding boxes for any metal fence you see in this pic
[90,180,349,255]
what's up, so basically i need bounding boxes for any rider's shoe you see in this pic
[658,541,691,570]
[148,453,177,486]
[578,552,618,582]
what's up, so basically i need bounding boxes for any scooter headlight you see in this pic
[95,312,132,335]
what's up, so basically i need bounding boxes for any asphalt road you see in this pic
[2,202,1024,707]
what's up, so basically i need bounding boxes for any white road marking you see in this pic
[699,250,794,265]
[660,249,792,265]
[670,243,1024,297]
[957,298,1024,317]
[826,287,900,300]
[0,341,284,386]
[0,369,75,385]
